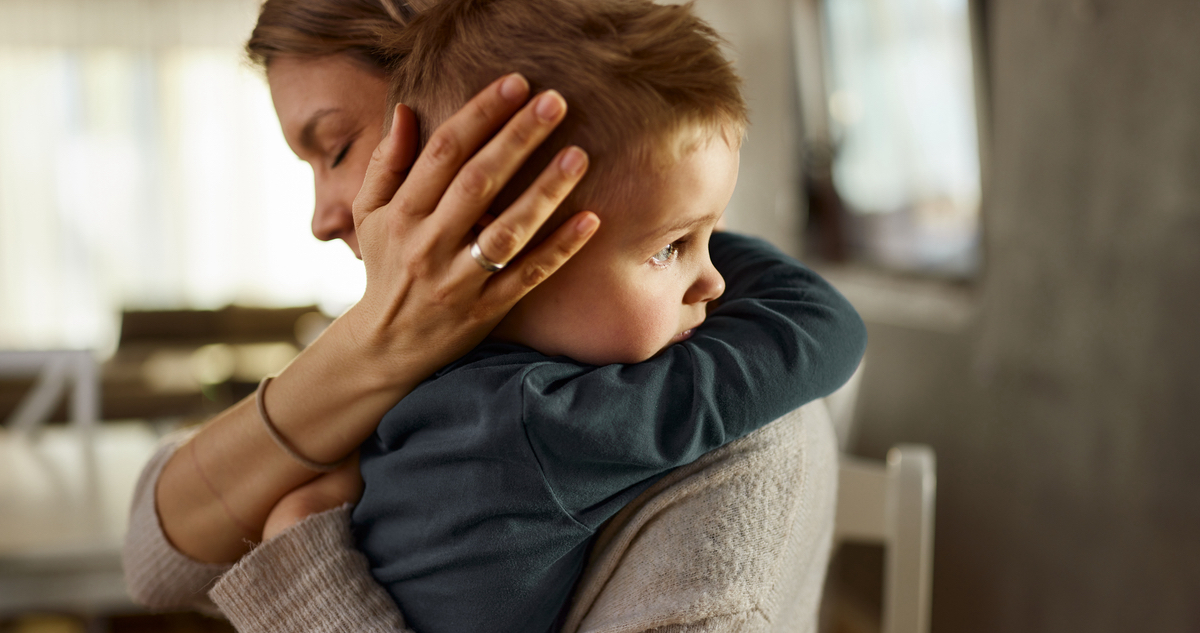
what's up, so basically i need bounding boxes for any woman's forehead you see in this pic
[268,55,387,140]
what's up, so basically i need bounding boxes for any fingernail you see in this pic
[559,146,587,175]
[500,73,528,102]
[576,213,599,235]
[535,90,565,122]
[390,105,404,139]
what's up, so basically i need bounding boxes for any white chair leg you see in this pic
[2,350,99,438]
[70,351,100,436]
[882,445,936,633]
[7,354,71,435]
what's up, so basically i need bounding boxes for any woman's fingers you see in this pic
[431,90,569,234]
[352,104,418,230]
[393,73,533,220]
[469,145,589,270]
[485,211,600,305]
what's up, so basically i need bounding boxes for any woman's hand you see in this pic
[349,73,598,380]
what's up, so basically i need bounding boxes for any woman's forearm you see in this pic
[156,307,426,563]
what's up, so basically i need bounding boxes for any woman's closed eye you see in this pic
[650,243,679,266]
[331,140,354,168]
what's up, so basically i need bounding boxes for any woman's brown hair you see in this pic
[245,0,439,71]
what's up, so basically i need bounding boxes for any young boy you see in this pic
[342,1,865,631]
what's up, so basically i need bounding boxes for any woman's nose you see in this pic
[311,196,355,244]
[685,258,726,305]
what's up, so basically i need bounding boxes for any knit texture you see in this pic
[211,505,408,633]
[123,401,837,632]
[122,428,231,617]
[563,401,837,633]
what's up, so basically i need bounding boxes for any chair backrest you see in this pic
[834,446,937,633]
[823,359,866,451]
[0,350,99,435]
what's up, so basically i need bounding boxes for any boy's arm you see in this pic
[522,231,866,523]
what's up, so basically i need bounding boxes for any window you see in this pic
[0,1,365,354]
[796,0,985,277]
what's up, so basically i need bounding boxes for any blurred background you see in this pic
[1,0,1198,631]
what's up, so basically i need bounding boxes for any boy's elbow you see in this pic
[845,303,868,364]
[796,294,867,399]
[829,299,868,393]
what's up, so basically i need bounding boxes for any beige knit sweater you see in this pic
[123,400,837,633]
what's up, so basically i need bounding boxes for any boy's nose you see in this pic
[685,260,725,305]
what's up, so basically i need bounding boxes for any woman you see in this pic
[125,0,859,629]
[147,0,596,567]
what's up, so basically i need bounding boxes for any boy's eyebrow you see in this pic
[299,108,341,152]
[644,211,724,243]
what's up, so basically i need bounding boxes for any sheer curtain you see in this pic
[0,0,366,355]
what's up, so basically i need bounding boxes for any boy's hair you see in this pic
[380,0,747,221]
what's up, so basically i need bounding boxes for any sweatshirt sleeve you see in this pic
[521,231,866,523]
[122,430,232,616]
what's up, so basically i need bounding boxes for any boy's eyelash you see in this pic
[331,141,353,168]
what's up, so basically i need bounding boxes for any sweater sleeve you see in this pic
[521,231,866,523]
[122,430,232,616]
[124,435,411,630]
[209,505,409,633]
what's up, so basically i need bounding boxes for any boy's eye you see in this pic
[650,243,678,264]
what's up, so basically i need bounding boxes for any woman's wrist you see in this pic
[303,304,405,393]
[260,306,422,464]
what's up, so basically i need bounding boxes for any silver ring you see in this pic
[470,241,506,272]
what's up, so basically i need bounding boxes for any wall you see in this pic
[689,0,805,258]
[851,0,1200,630]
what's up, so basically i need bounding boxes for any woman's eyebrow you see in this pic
[299,108,342,152]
